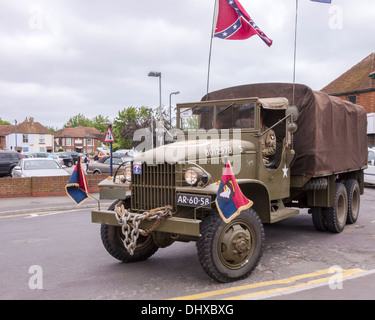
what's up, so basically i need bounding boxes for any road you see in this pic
[0,187,374,301]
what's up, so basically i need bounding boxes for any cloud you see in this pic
[0,0,374,128]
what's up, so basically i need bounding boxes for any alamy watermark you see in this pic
[29,5,44,30]
[28,265,43,290]
[328,265,344,290]
[329,5,344,30]
[133,126,244,174]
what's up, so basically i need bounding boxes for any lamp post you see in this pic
[169,91,180,129]
[14,119,17,151]
[145,108,154,150]
[148,71,162,120]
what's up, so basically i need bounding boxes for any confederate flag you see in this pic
[214,0,273,46]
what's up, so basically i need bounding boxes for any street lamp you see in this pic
[145,108,154,150]
[169,91,180,129]
[148,71,162,120]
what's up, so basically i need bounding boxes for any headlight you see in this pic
[125,166,132,182]
[185,169,198,186]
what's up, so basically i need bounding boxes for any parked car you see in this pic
[31,152,50,158]
[87,156,131,174]
[364,147,375,185]
[56,152,74,167]
[49,153,65,167]
[0,151,23,177]
[66,151,79,164]
[11,158,69,178]
[112,149,131,157]
[21,153,34,158]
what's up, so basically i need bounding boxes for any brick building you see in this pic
[54,125,105,154]
[321,52,375,145]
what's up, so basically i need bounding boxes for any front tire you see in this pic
[100,200,159,263]
[197,208,264,283]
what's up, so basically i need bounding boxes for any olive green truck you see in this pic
[91,83,368,283]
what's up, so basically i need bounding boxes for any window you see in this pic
[87,138,92,146]
[66,138,71,146]
[39,135,45,144]
[23,134,29,143]
[348,96,357,104]
[368,151,375,165]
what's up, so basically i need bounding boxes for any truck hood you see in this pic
[134,138,255,164]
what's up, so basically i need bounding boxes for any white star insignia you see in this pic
[282,164,288,178]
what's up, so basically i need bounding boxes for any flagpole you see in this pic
[206,0,218,99]
[292,0,299,106]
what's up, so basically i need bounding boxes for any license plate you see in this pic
[177,193,211,208]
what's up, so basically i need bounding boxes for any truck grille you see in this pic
[131,163,176,212]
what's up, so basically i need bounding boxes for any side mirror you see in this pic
[14,166,21,170]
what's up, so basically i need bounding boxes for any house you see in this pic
[0,125,14,150]
[54,125,104,154]
[321,52,375,145]
[0,117,54,152]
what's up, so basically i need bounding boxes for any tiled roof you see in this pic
[0,125,15,136]
[0,118,51,136]
[55,125,104,139]
[321,52,375,95]
[16,117,52,135]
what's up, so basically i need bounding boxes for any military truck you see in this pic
[91,83,368,283]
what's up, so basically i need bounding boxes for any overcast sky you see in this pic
[1,0,374,128]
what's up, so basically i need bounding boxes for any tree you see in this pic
[45,126,58,133]
[0,118,11,125]
[63,113,110,133]
[64,113,92,128]
[113,106,153,150]
[91,115,111,133]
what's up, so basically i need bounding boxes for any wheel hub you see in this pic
[220,224,253,267]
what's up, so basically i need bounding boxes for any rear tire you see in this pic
[311,207,327,232]
[197,208,264,283]
[345,179,360,224]
[325,182,348,233]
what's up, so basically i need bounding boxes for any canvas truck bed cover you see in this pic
[202,83,368,177]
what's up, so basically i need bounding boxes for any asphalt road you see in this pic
[0,187,375,301]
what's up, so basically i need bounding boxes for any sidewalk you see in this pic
[0,193,114,216]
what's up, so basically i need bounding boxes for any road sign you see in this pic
[104,125,115,143]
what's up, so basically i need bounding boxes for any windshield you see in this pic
[178,102,255,130]
[24,160,61,170]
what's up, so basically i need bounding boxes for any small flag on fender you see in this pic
[215,160,253,223]
[65,157,91,204]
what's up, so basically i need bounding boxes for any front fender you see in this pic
[237,179,271,223]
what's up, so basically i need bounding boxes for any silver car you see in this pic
[12,158,69,178]
[365,148,375,185]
